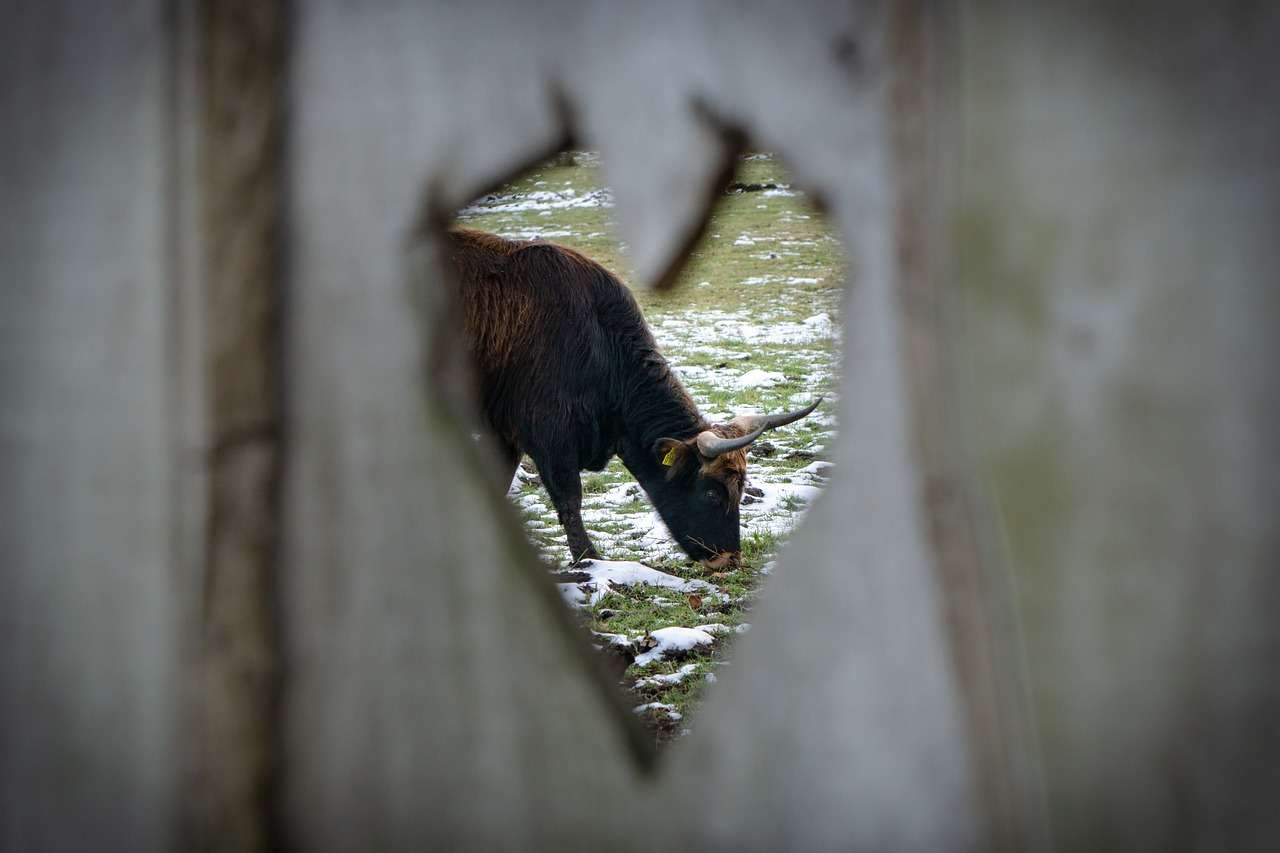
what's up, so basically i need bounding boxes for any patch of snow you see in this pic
[495,226,576,240]
[591,631,635,648]
[803,312,834,335]
[634,663,699,688]
[696,622,749,636]
[633,701,682,721]
[795,460,834,478]
[739,481,823,536]
[675,365,713,381]
[599,482,642,505]
[734,368,786,389]
[508,465,541,494]
[733,234,756,246]
[458,187,614,216]
[557,560,718,609]
[558,583,588,607]
[634,625,718,666]
[653,309,838,347]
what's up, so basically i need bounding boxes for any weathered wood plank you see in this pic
[281,5,647,848]
[281,2,982,850]
[955,4,1280,850]
[189,1,287,850]
[0,2,183,849]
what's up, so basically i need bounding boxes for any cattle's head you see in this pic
[651,398,822,569]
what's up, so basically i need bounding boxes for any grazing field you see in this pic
[455,152,845,740]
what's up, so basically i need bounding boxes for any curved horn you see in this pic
[731,396,824,434]
[696,423,768,458]
[696,398,824,459]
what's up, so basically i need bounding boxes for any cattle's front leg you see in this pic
[536,460,600,565]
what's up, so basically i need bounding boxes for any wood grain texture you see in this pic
[281,2,979,850]
[955,3,1280,850]
[0,2,180,850]
[191,2,287,849]
[887,4,1049,849]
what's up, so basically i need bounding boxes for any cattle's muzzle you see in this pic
[701,551,737,570]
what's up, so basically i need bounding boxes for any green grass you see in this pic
[459,153,844,325]
[741,529,782,567]
[582,474,612,494]
[779,494,808,513]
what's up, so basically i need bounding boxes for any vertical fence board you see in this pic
[279,3,983,850]
[955,4,1280,849]
[280,6,645,849]
[665,10,983,850]
[0,3,181,849]
[189,1,287,850]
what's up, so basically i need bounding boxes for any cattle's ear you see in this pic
[653,437,689,469]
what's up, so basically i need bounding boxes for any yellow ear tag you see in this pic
[662,446,679,466]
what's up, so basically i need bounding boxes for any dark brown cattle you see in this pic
[448,228,819,566]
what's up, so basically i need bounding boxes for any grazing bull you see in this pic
[448,228,820,568]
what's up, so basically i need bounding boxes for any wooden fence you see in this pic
[2,2,1277,850]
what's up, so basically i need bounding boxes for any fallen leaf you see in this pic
[686,593,703,610]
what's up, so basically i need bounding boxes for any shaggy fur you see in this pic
[448,228,751,564]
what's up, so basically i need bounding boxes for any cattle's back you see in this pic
[448,229,604,373]
[446,229,657,456]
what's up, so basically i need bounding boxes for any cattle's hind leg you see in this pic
[533,456,600,566]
